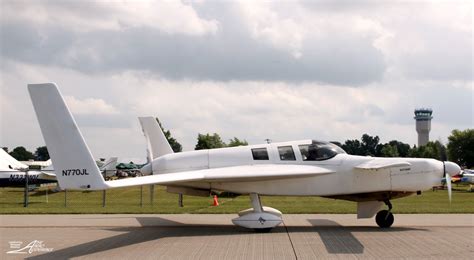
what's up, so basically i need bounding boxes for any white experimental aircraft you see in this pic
[28,83,461,231]
[462,170,474,184]
[0,149,117,187]
[97,157,119,178]
[0,149,56,187]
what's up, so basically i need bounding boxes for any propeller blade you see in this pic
[446,173,452,204]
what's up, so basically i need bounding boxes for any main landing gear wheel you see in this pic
[375,210,394,228]
[231,193,283,232]
[376,200,394,228]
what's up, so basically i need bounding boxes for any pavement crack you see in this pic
[283,220,298,260]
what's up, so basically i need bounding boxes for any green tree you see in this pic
[9,146,34,161]
[156,118,182,152]
[387,140,411,157]
[34,146,50,161]
[408,145,421,158]
[409,141,447,160]
[447,129,474,168]
[361,134,380,156]
[195,133,226,150]
[228,137,248,147]
[341,134,381,156]
[380,144,399,157]
[342,139,364,155]
[435,140,448,161]
[376,140,412,157]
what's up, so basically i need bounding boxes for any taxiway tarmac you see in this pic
[1,214,473,259]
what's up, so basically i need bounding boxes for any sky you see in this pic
[0,0,472,163]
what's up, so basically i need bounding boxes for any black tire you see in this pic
[254,228,272,233]
[376,210,394,228]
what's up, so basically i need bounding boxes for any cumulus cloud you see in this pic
[1,0,219,35]
[238,2,305,58]
[0,0,388,85]
[64,96,119,115]
[2,1,469,85]
[1,61,472,159]
[0,1,472,161]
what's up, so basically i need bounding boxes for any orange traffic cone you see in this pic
[212,195,219,206]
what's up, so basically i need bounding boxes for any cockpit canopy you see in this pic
[299,140,346,161]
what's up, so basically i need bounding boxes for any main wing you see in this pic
[38,171,57,180]
[106,164,333,189]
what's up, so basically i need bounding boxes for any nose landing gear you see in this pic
[375,200,394,228]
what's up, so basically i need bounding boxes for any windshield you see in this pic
[299,141,346,161]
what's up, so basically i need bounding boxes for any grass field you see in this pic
[1,184,473,214]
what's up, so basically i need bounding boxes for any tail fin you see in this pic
[99,157,118,177]
[28,83,107,190]
[138,117,173,163]
[0,149,28,170]
[99,157,118,171]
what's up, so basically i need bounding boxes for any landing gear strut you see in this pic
[375,200,394,228]
[231,193,283,232]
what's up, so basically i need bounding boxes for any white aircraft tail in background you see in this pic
[138,116,173,170]
[0,149,28,170]
[0,148,56,187]
[99,157,118,178]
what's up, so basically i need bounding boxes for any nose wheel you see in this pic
[375,200,394,228]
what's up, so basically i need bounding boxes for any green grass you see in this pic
[1,184,473,214]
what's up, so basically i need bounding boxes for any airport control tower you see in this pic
[414,108,433,146]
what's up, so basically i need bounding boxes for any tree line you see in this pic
[5,119,473,169]
[155,119,248,152]
[3,146,50,161]
[190,128,473,169]
[163,123,472,168]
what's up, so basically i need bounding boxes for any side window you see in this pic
[299,144,317,161]
[278,146,296,161]
[299,143,337,161]
[252,148,269,160]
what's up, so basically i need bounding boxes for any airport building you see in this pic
[414,108,433,146]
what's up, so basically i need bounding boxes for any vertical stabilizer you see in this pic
[100,157,118,171]
[138,117,173,162]
[0,149,28,170]
[28,83,107,190]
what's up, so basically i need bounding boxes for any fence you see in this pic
[0,184,202,214]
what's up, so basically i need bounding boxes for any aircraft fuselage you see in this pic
[142,140,444,198]
[0,171,56,187]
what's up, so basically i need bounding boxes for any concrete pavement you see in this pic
[1,214,473,259]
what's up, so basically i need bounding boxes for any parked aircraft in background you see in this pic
[29,83,461,231]
[459,170,474,191]
[0,149,56,187]
[97,157,118,178]
[21,159,53,169]
[461,170,474,184]
[1,149,117,187]
[0,149,28,171]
